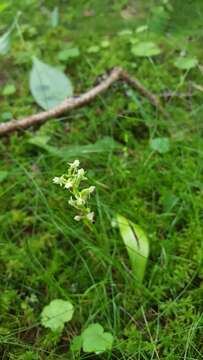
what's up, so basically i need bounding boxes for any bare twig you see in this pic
[0,67,166,136]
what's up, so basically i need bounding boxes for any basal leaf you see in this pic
[81,323,113,354]
[131,41,161,57]
[117,214,149,283]
[41,299,74,332]
[28,136,118,159]
[29,57,73,110]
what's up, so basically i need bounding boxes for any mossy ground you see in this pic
[0,0,203,359]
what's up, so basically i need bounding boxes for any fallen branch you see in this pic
[0,67,167,136]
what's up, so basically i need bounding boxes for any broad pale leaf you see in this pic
[29,57,73,110]
[150,137,170,153]
[131,41,161,57]
[50,7,59,28]
[174,56,198,70]
[117,214,149,283]
[81,323,113,354]
[41,299,74,332]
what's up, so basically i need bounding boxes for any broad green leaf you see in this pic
[58,48,80,62]
[150,137,170,154]
[81,323,113,354]
[0,30,11,55]
[174,56,198,70]
[28,136,118,159]
[41,299,74,332]
[29,57,73,110]
[131,41,161,57]
[50,7,59,28]
[117,214,149,283]
[0,171,8,183]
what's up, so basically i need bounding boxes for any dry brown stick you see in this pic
[0,67,166,136]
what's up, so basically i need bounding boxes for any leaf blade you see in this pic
[0,29,11,55]
[29,57,73,110]
[117,214,149,283]
[81,323,113,354]
[41,299,74,332]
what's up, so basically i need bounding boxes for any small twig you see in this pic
[0,67,166,136]
[159,91,194,98]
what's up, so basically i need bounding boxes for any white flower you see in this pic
[53,176,64,186]
[64,181,72,189]
[80,186,95,200]
[77,168,85,177]
[89,186,95,193]
[74,215,81,221]
[86,212,94,222]
[75,197,85,206]
[68,197,76,207]
[69,160,80,169]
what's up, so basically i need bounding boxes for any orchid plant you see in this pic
[53,160,95,223]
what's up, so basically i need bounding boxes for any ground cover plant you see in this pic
[0,0,203,359]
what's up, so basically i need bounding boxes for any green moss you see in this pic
[0,0,203,359]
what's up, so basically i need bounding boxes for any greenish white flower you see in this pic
[86,212,94,222]
[64,181,73,189]
[74,215,82,221]
[69,159,80,168]
[75,197,85,206]
[53,176,64,186]
[53,160,95,223]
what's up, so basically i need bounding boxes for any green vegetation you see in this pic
[0,0,203,359]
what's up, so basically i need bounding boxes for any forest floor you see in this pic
[0,0,203,359]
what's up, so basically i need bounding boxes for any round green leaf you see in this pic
[131,41,161,57]
[174,56,198,70]
[41,299,74,332]
[29,57,73,110]
[81,323,113,354]
[150,137,170,154]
